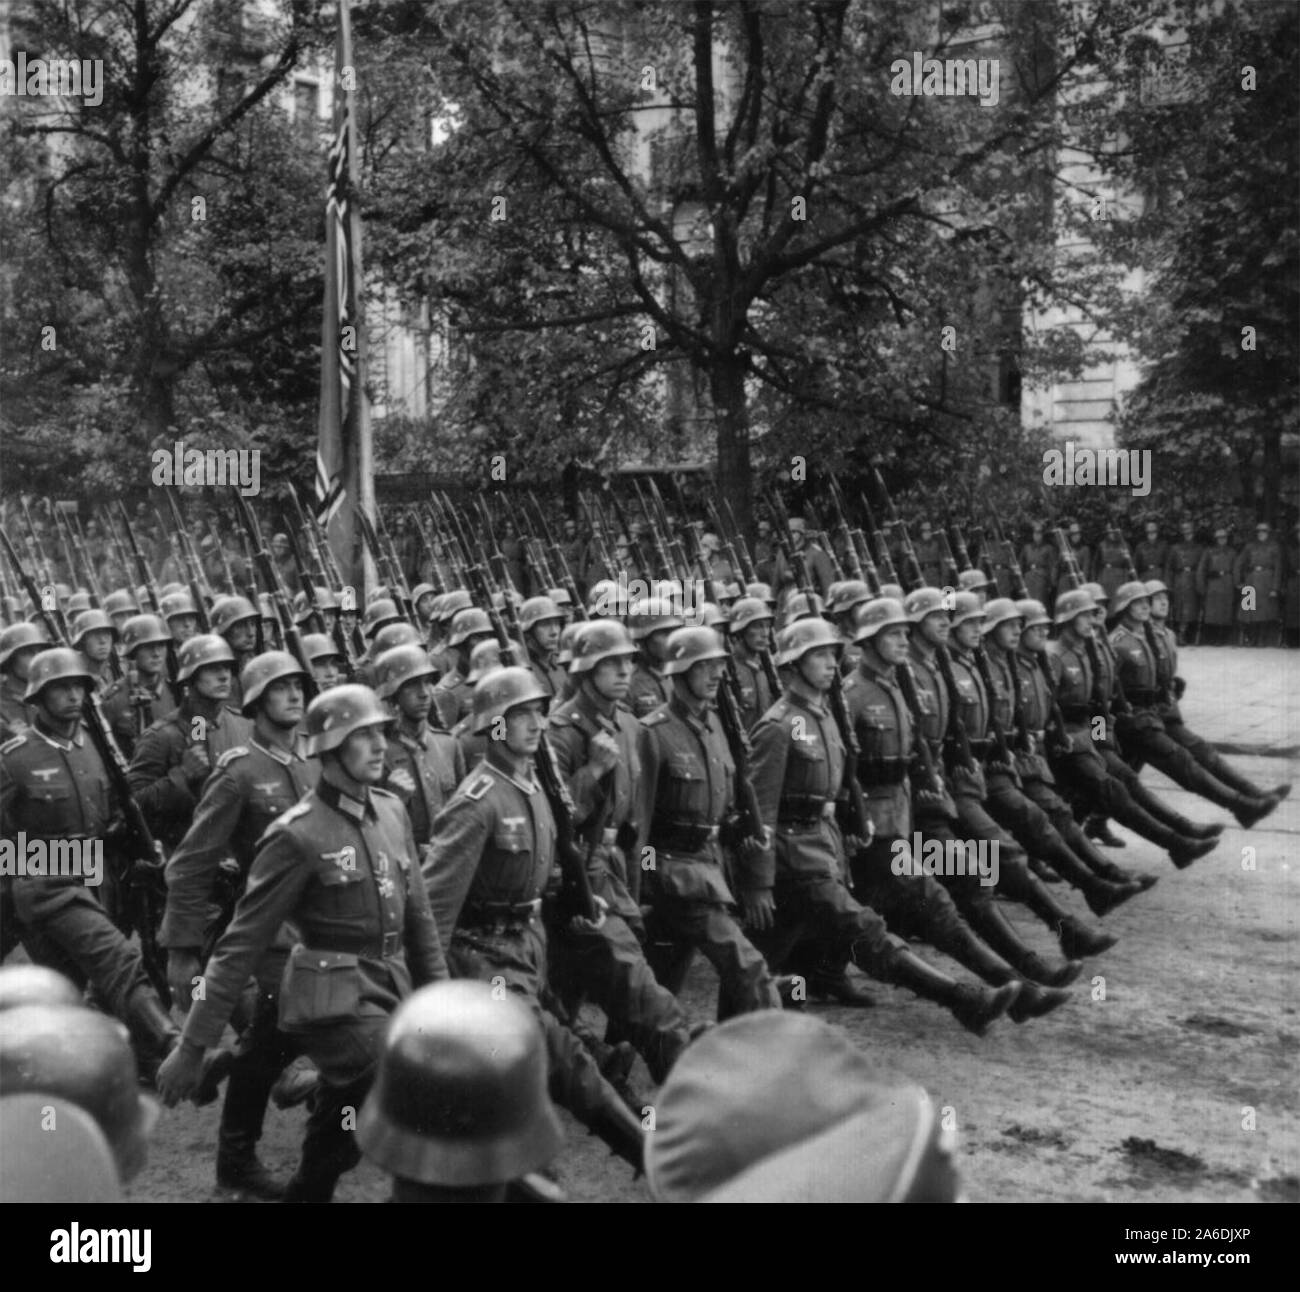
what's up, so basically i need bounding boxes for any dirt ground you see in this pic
[128,648,1298,1204]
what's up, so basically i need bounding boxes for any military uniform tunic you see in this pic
[1234,538,1282,624]
[627,658,670,720]
[1019,541,1058,605]
[731,648,774,734]
[1198,544,1237,628]
[1167,540,1205,627]
[381,723,465,847]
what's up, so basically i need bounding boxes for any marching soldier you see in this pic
[519,595,568,698]
[0,622,46,739]
[210,596,261,708]
[626,596,683,719]
[102,614,177,759]
[301,631,344,690]
[160,589,201,647]
[1065,521,1092,586]
[1,648,179,1074]
[160,650,320,1199]
[1167,520,1205,643]
[421,666,645,1169]
[547,620,695,1082]
[773,518,836,604]
[1093,529,1129,602]
[157,684,448,1202]
[1108,582,1279,826]
[1044,588,1220,868]
[914,521,945,589]
[1134,520,1169,585]
[102,588,138,636]
[127,634,253,852]
[747,619,1022,1033]
[727,596,776,731]
[70,609,123,700]
[1234,521,1282,647]
[431,607,496,728]
[1019,523,1058,606]
[375,643,466,853]
[636,626,783,1020]
[1197,528,1237,646]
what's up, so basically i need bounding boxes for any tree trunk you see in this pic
[711,353,751,537]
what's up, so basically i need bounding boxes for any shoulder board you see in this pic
[464,773,494,801]
[641,708,670,728]
[216,746,250,770]
[0,734,28,755]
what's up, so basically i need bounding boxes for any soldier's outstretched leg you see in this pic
[1166,720,1291,802]
[879,940,1020,1036]
[954,893,1083,990]
[935,915,1074,1022]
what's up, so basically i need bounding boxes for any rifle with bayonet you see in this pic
[578,492,618,583]
[160,491,212,629]
[528,494,588,618]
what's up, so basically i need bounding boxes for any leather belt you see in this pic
[648,823,720,853]
[309,929,402,958]
[778,799,835,829]
[1126,688,1160,706]
[461,898,541,927]
[862,759,909,785]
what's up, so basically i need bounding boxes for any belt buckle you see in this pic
[380,930,400,957]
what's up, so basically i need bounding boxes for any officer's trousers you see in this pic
[644,897,782,1021]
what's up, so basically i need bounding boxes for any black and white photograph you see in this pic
[0,0,1295,1238]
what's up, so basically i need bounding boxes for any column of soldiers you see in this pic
[0,484,1291,1204]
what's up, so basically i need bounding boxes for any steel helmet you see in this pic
[304,684,391,756]
[448,607,494,648]
[362,598,402,639]
[465,639,503,684]
[301,632,342,663]
[718,581,743,603]
[1144,579,1168,598]
[569,621,635,675]
[65,591,92,616]
[175,633,235,683]
[695,602,728,630]
[159,591,197,622]
[437,590,473,625]
[292,589,333,625]
[119,614,171,656]
[628,597,684,643]
[411,583,437,609]
[554,624,579,668]
[546,587,573,610]
[1015,599,1052,630]
[981,598,1024,636]
[70,609,116,647]
[367,585,393,605]
[903,587,949,624]
[879,582,905,601]
[775,618,844,667]
[0,1093,122,1204]
[372,622,422,655]
[745,581,776,607]
[23,648,97,701]
[728,597,773,635]
[356,981,563,1187]
[949,592,987,628]
[1054,588,1098,626]
[0,964,83,1011]
[851,598,910,644]
[239,650,307,714]
[471,666,549,734]
[102,589,138,618]
[211,595,259,637]
[159,582,185,599]
[781,592,823,623]
[0,622,48,669]
[519,596,564,633]
[0,1003,157,1182]
[957,569,994,594]
[1111,581,1151,617]
[1082,581,1108,605]
[587,579,620,616]
[825,580,872,618]
[661,626,728,676]
[374,644,437,700]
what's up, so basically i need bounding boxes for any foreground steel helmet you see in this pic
[662,626,728,676]
[903,587,948,624]
[375,644,437,700]
[210,595,259,637]
[1015,599,1052,630]
[628,597,685,642]
[240,650,307,714]
[465,638,503,684]
[0,1003,157,1182]
[448,607,494,648]
[23,647,96,701]
[851,598,910,643]
[304,684,391,755]
[569,620,635,675]
[949,592,986,628]
[1111,580,1151,617]
[0,964,83,1011]
[301,632,342,663]
[159,591,197,622]
[356,981,563,1187]
[0,1093,122,1203]
[981,598,1024,636]
[175,633,236,683]
[519,596,564,633]
[728,597,773,635]
[1144,579,1169,598]
[70,609,116,647]
[471,666,549,734]
[120,614,171,656]
[1054,588,1098,626]
[102,589,138,618]
[437,589,473,624]
[825,580,872,618]
[0,622,48,669]
[372,621,422,655]
[362,598,402,639]
[775,618,844,667]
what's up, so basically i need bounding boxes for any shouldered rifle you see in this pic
[376,507,415,616]
[991,516,1029,600]
[765,490,812,598]
[161,490,212,628]
[859,493,900,587]
[20,498,55,588]
[871,468,924,593]
[578,492,618,582]
[706,495,754,585]
[0,527,169,1001]
[528,493,587,617]
[631,480,673,581]
[826,479,864,582]
[406,506,447,597]
[204,517,237,596]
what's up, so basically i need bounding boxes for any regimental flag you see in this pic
[315,0,369,586]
